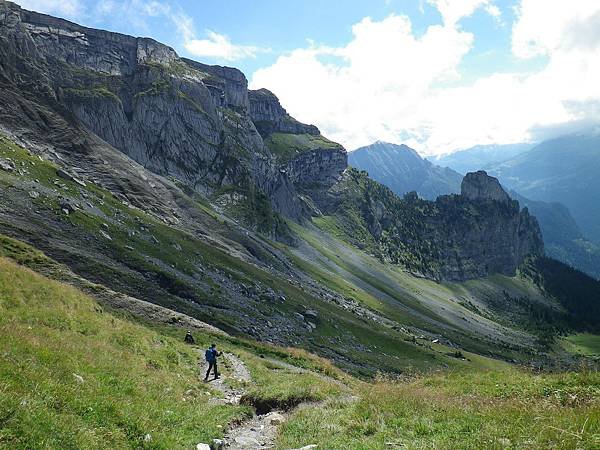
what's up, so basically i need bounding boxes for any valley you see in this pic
[0,1,599,449]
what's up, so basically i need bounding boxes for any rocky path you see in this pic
[202,352,250,407]
[199,352,318,450]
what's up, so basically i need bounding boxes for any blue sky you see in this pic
[13,1,600,153]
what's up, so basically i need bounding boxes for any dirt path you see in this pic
[200,352,317,450]
[201,352,250,406]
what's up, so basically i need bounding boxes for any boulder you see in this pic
[99,230,112,241]
[267,411,286,425]
[211,439,225,450]
[72,373,84,384]
[0,159,15,172]
[304,310,318,320]
[60,200,77,213]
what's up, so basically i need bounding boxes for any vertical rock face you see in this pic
[328,169,544,281]
[248,89,319,136]
[18,6,178,76]
[0,0,307,221]
[247,88,347,208]
[461,170,511,203]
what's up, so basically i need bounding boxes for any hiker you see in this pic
[184,330,195,344]
[204,343,222,381]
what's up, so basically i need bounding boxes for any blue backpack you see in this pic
[205,348,214,362]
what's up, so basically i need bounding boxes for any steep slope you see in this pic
[317,169,543,282]
[433,143,535,174]
[510,191,600,279]
[349,141,462,200]
[486,133,600,243]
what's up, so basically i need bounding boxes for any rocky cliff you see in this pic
[461,170,511,203]
[325,169,544,281]
[0,0,343,224]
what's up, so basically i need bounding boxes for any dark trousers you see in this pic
[205,361,218,379]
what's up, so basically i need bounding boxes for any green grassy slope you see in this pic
[287,221,549,361]
[264,133,343,163]
[562,334,600,358]
[1,253,598,450]
[0,253,351,448]
[0,256,248,448]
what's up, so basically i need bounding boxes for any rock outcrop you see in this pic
[248,88,319,137]
[461,170,511,203]
[327,169,544,281]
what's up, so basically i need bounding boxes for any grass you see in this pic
[64,87,121,104]
[264,133,343,163]
[562,334,600,358]
[278,368,600,449]
[0,249,599,449]
[238,351,348,412]
[0,256,249,449]
[288,221,537,362]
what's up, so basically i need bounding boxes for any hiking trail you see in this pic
[199,352,323,450]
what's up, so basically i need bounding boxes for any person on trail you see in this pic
[204,343,222,381]
[184,330,195,344]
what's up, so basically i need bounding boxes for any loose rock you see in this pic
[0,159,15,172]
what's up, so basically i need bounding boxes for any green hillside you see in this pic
[1,250,599,449]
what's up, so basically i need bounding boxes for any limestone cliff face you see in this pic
[248,89,319,136]
[0,0,307,221]
[329,169,544,281]
[461,170,511,203]
[247,87,347,207]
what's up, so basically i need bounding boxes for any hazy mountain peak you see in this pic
[349,141,462,200]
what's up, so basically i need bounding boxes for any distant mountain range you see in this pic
[433,143,535,174]
[350,140,600,280]
[485,133,600,244]
[509,191,600,279]
[348,142,462,200]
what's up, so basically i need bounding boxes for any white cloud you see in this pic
[170,11,265,61]
[251,12,481,152]
[93,0,171,33]
[251,2,600,154]
[12,0,83,19]
[512,0,600,58]
[183,30,262,61]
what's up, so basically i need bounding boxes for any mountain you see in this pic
[510,191,600,279]
[349,141,462,200]
[0,0,598,381]
[322,169,543,281]
[350,139,600,279]
[433,143,535,174]
[1,3,600,448]
[486,133,600,243]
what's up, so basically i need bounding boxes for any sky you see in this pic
[11,0,600,155]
